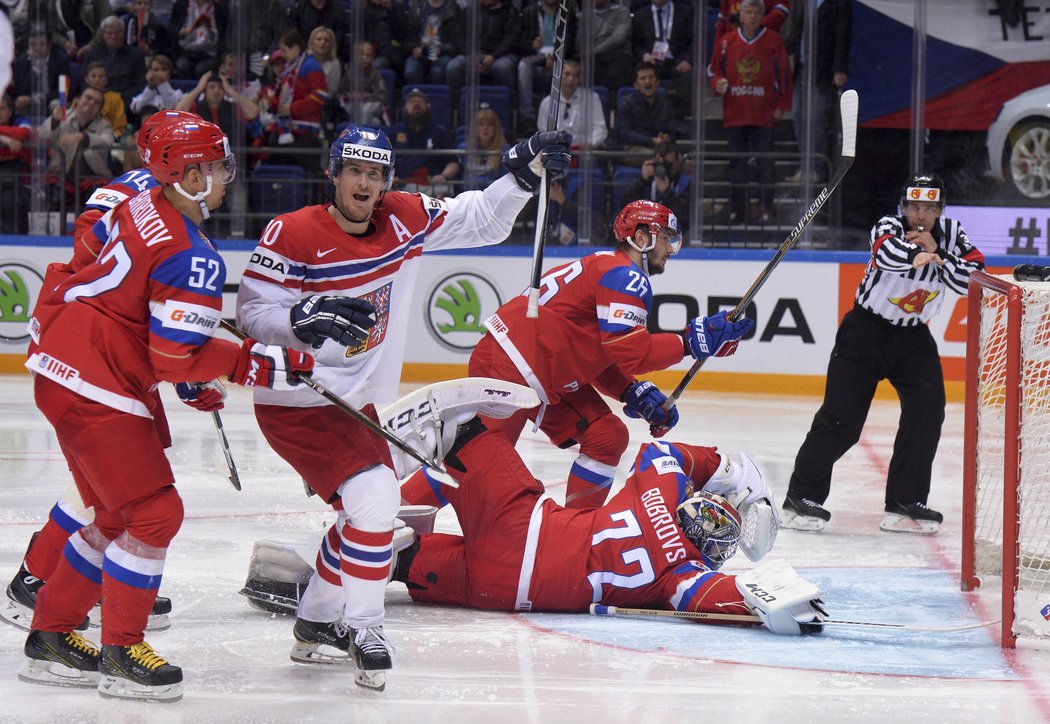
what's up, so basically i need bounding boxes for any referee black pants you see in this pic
[787,305,946,507]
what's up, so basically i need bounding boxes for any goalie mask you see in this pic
[329,124,395,190]
[612,200,682,256]
[676,492,742,570]
[900,172,946,209]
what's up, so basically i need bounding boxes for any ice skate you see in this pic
[98,641,183,702]
[780,496,831,532]
[879,501,942,535]
[350,626,393,691]
[2,564,88,632]
[88,596,172,632]
[18,630,101,688]
[379,378,540,478]
[290,618,353,666]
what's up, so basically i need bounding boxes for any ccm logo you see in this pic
[170,309,217,328]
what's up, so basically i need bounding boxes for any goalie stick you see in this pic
[218,319,445,472]
[525,0,569,319]
[212,411,242,491]
[661,89,860,411]
[588,603,999,633]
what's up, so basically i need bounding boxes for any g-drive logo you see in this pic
[342,143,392,165]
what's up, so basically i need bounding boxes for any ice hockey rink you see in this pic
[1,374,1048,724]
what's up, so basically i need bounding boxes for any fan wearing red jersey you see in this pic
[19,118,313,702]
[402,200,754,511]
[235,124,571,689]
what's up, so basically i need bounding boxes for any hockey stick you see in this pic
[661,89,860,411]
[589,603,999,633]
[525,0,569,319]
[211,411,242,491]
[218,319,444,472]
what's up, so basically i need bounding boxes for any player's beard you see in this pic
[333,190,381,226]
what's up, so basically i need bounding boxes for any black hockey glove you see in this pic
[502,131,573,193]
[290,295,376,349]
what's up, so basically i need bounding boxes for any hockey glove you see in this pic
[621,380,679,434]
[290,294,376,349]
[229,338,314,392]
[502,130,573,193]
[683,311,754,361]
[735,559,827,635]
[175,379,227,412]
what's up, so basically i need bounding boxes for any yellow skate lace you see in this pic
[127,642,168,670]
[64,632,100,657]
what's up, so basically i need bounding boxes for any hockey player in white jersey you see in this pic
[782,173,985,534]
[236,124,571,689]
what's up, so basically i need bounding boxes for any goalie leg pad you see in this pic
[240,540,317,615]
[735,559,826,635]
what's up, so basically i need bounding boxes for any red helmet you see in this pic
[612,200,682,254]
[145,118,235,185]
[137,110,202,158]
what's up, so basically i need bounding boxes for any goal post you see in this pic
[963,270,1050,648]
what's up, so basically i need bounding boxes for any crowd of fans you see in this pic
[1,0,850,240]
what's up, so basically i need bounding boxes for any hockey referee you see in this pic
[781,173,986,535]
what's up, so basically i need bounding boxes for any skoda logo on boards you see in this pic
[0,263,45,343]
[425,272,502,352]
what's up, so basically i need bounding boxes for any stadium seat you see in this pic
[377,68,396,111]
[250,164,306,219]
[611,165,642,211]
[401,84,451,128]
[459,86,512,134]
[563,167,605,215]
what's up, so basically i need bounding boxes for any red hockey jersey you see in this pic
[709,27,792,127]
[484,250,686,405]
[27,186,240,418]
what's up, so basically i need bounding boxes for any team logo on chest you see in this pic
[889,288,939,315]
[346,282,392,357]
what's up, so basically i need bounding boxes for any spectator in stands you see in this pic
[631,0,694,117]
[447,0,518,108]
[338,40,388,128]
[715,0,790,45]
[81,60,129,138]
[0,93,32,233]
[783,0,851,184]
[216,51,261,108]
[451,105,509,190]
[404,0,464,87]
[245,0,290,81]
[12,25,72,117]
[389,87,458,194]
[48,0,111,62]
[81,15,148,108]
[38,86,114,185]
[709,0,791,224]
[175,69,258,137]
[365,0,410,79]
[265,28,328,151]
[289,0,349,64]
[308,26,343,95]
[516,0,577,137]
[585,0,633,94]
[168,0,227,79]
[615,62,677,163]
[622,140,690,233]
[537,58,606,150]
[130,53,184,114]
[123,0,172,58]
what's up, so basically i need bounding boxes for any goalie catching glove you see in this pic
[701,452,780,561]
[291,294,376,349]
[229,338,314,391]
[735,559,826,635]
[502,131,573,193]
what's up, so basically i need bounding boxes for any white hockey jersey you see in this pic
[236,174,532,407]
[854,214,985,326]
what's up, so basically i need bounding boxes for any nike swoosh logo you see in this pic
[317,248,337,258]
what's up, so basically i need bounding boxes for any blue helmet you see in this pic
[329,125,395,189]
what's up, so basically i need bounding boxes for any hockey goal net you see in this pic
[963,270,1050,648]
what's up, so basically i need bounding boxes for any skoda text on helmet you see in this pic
[613,200,683,256]
[136,110,202,159]
[329,125,395,190]
[145,118,236,219]
[900,172,946,209]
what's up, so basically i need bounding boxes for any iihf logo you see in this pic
[1040,603,1050,621]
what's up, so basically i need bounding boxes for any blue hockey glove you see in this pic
[291,294,376,349]
[622,380,679,434]
[683,311,754,361]
[502,130,573,193]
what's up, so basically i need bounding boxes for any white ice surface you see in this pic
[0,375,1048,723]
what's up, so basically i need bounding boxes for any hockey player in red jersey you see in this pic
[1,110,213,637]
[235,124,572,689]
[19,118,314,702]
[402,199,754,510]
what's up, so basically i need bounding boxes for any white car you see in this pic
[986,83,1050,199]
